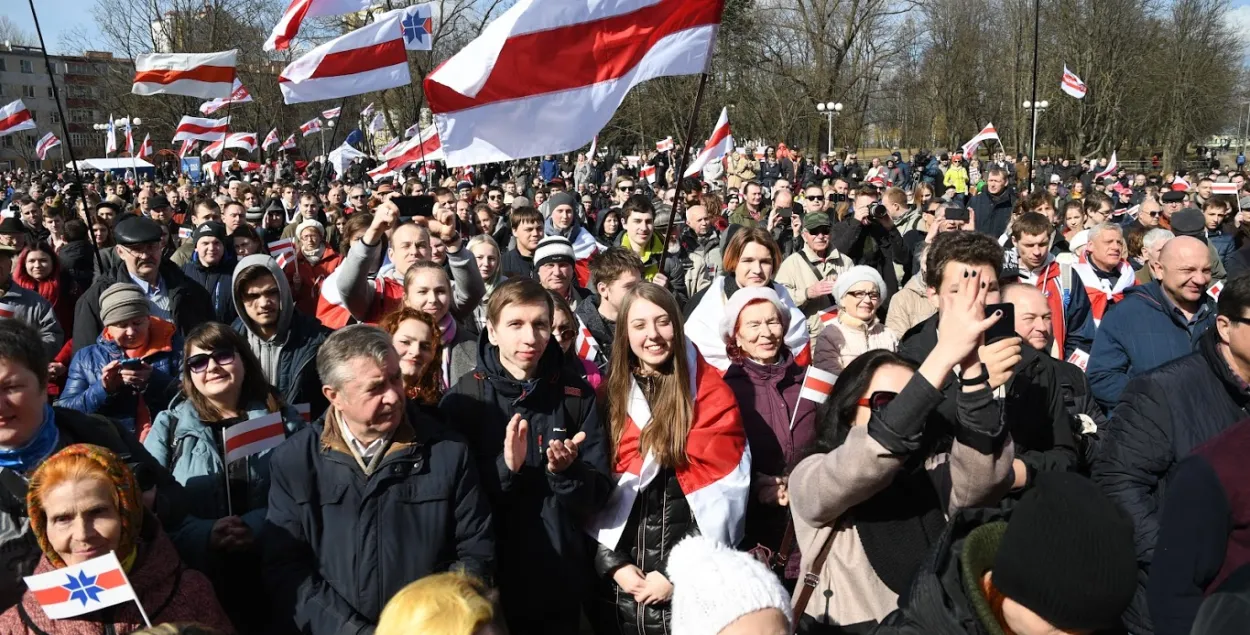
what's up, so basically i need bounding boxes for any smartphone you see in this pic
[984,302,1017,344]
[119,358,146,369]
[945,206,970,222]
[391,195,435,219]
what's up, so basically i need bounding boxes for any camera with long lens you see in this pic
[871,203,888,219]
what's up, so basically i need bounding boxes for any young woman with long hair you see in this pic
[589,283,750,635]
[404,261,476,386]
[379,307,444,406]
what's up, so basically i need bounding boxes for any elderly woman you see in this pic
[0,444,233,634]
[293,219,342,316]
[143,323,301,630]
[719,287,817,585]
[813,266,900,376]
[59,283,182,440]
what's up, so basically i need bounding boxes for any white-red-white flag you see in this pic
[24,552,139,620]
[280,134,297,151]
[1095,152,1118,180]
[640,164,656,184]
[172,115,231,143]
[203,133,257,158]
[321,107,342,119]
[137,134,153,160]
[300,118,322,137]
[379,136,401,157]
[574,319,600,363]
[178,139,198,158]
[104,117,117,154]
[262,128,280,151]
[123,121,134,155]
[0,100,35,138]
[960,123,1000,157]
[199,78,252,115]
[403,121,421,138]
[360,102,375,119]
[425,0,724,167]
[1172,175,1191,192]
[264,0,375,52]
[368,125,444,179]
[133,50,238,99]
[655,137,674,153]
[1212,182,1240,196]
[1061,66,1087,99]
[222,412,287,463]
[34,132,59,161]
[684,107,732,177]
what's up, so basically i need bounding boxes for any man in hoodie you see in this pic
[74,215,213,354]
[232,254,330,418]
[441,278,611,635]
[181,220,237,324]
[1088,236,1216,410]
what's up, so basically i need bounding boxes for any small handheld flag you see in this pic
[24,552,146,623]
[222,411,287,464]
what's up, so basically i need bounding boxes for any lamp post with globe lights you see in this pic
[816,102,843,157]
[93,117,142,176]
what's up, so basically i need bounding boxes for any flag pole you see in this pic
[111,551,153,627]
[220,428,234,517]
[317,100,348,192]
[656,72,710,274]
[25,0,106,273]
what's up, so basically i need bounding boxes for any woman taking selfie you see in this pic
[590,283,750,635]
[788,269,1018,632]
[404,261,477,386]
[143,323,302,630]
[59,283,182,440]
[0,444,233,634]
[684,227,810,372]
[719,287,817,586]
[380,307,444,408]
[813,266,899,376]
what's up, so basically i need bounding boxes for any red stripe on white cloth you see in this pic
[200,78,252,115]
[1212,182,1239,195]
[684,106,732,177]
[0,303,16,319]
[426,0,723,166]
[300,118,322,136]
[684,276,809,372]
[368,125,444,179]
[574,315,600,363]
[0,100,35,137]
[172,115,231,142]
[202,161,262,177]
[138,134,153,159]
[226,132,259,153]
[960,123,999,157]
[817,306,839,325]
[589,343,749,550]
[25,552,137,619]
[280,134,297,151]
[262,128,280,150]
[222,412,287,464]
[1061,66,1087,99]
[294,403,312,422]
[132,51,237,99]
[1172,175,1190,192]
[279,10,410,104]
[1095,152,1118,180]
[265,0,373,52]
[798,365,837,405]
[35,132,59,160]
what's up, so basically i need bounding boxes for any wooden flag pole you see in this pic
[656,72,710,274]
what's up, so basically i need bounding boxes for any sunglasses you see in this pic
[856,390,897,411]
[618,185,633,191]
[186,349,236,374]
[807,227,831,235]
[1146,212,1161,218]
[488,195,502,200]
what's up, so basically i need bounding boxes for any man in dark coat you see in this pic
[73,215,213,354]
[968,167,1017,241]
[265,325,494,635]
[180,220,237,324]
[830,185,908,298]
[441,278,611,635]
[1092,274,1250,635]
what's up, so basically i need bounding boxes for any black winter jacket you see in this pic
[592,466,698,635]
[263,406,495,635]
[900,315,1079,487]
[1092,329,1250,635]
[57,239,96,294]
[829,215,907,297]
[231,312,329,418]
[440,333,611,633]
[968,188,1017,240]
[181,253,237,325]
[73,260,213,355]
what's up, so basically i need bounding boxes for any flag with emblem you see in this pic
[300,118,322,137]
[24,552,141,620]
[280,134,297,151]
[400,3,435,50]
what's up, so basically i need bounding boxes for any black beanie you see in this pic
[992,472,1138,631]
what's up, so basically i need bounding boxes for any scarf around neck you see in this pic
[0,405,60,474]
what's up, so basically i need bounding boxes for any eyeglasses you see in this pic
[554,327,577,341]
[845,290,881,302]
[856,390,897,411]
[488,195,502,200]
[186,349,236,374]
[351,194,366,200]
[1146,212,1161,218]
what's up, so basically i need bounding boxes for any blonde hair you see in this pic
[376,572,494,635]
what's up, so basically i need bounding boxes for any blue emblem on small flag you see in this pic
[64,571,103,606]
[401,5,434,50]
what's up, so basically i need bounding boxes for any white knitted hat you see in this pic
[296,219,325,238]
[832,265,889,306]
[669,536,793,635]
[718,286,790,344]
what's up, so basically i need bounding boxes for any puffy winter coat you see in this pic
[57,317,182,437]
[1092,329,1250,635]
[814,315,900,377]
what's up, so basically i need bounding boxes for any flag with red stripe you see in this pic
[0,303,16,319]
[798,365,837,406]
[124,122,135,155]
[322,107,342,119]
[137,134,153,160]
[1212,182,1240,196]
[280,134,297,151]
[133,50,238,99]
[588,344,750,550]
[199,78,252,115]
[279,8,414,104]
[172,115,231,143]
[264,0,374,51]
[960,123,999,157]
[656,137,674,152]
[268,238,297,261]
[222,412,287,463]
[294,403,312,422]
[684,107,732,177]
[574,317,600,363]
[368,125,444,179]
[816,306,838,326]
[0,100,36,138]
[178,139,198,158]
[300,118,322,137]
[1061,65,1087,99]
[425,0,725,167]
[262,128,280,151]
[35,132,60,161]
[640,164,656,183]
[225,132,259,153]
[24,552,138,620]
[1095,152,1118,180]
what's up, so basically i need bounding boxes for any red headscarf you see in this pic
[12,245,73,331]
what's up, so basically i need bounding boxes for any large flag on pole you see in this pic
[137,134,153,160]
[960,123,999,157]
[684,106,732,177]
[104,117,117,154]
[280,134,297,151]
[178,139,198,158]
[1061,66,1087,99]
[199,78,252,115]
[367,125,444,179]
[1095,152,1118,180]
[262,128,280,151]
[278,5,434,104]
[24,552,142,620]
[172,115,231,143]
[123,120,134,155]
[425,0,726,167]
[132,51,238,99]
[264,0,375,51]
[35,132,59,160]
[0,100,35,138]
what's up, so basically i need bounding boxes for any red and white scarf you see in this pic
[684,276,810,372]
[588,344,751,550]
[1073,260,1135,325]
[1018,256,1068,355]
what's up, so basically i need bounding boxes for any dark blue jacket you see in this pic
[1210,230,1235,268]
[263,404,494,635]
[182,253,237,325]
[57,320,183,435]
[968,187,1017,240]
[440,332,612,631]
[1088,281,1215,411]
[231,312,328,418]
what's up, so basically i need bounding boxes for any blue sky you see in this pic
[10,0,100,54]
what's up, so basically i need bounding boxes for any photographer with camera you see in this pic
[831,185,909,302]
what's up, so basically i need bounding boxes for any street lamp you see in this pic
[92,117,142,155]
[1021,101,1048,190]
[815,102,843,157]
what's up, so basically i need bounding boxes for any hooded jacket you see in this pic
[440,332,611,631]
[679,226,723,298]
[231,254,330,418]
[73,258,213,355]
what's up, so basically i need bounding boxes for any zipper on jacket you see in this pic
[635,485,647,632]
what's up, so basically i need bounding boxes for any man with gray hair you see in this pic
[1135,228,1174,285]
[1072,222,1135,327]
[264,324,494,634]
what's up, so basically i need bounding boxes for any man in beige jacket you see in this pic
[776,212,853,336]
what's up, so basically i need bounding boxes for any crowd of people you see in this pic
[0,142,1244,635]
